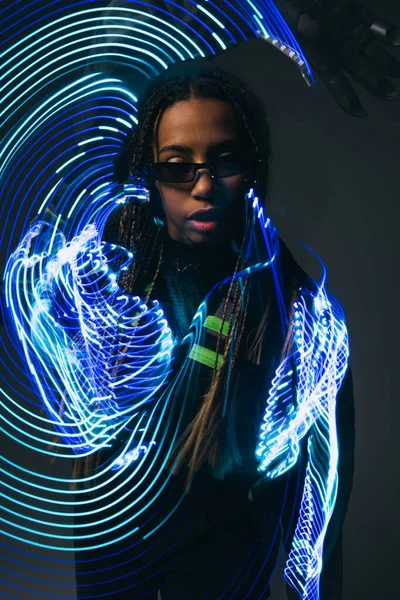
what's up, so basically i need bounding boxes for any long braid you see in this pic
[168,209,253,487]
[144,235,164,304]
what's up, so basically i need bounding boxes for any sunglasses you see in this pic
[147,154,252,184]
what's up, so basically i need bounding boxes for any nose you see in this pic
[191,169,216,201]
[194,167,215,183]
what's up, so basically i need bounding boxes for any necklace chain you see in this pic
[175,256,201,273]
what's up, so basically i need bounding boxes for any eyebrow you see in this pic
[159,139,239,156]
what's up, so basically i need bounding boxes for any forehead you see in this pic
[154,97,242,148]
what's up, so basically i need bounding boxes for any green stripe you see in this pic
[189,344,223,370]
[203,315,229,337]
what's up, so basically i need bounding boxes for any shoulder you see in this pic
[277,237,347,320]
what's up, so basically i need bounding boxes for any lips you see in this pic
[188,208,221,222]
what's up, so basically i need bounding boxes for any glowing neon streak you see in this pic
[115,117,132,129]
[55,153,86,174]
[67,188,87,219]
[90,182,110,196]
[1,74,107,161]
[2,15,201,68]
[36,179,63,215]
[78,136,104,146]
[254,14,269,37]
[98,126,119,133]
[212,32,227,48]
[197,4,226,28]
[247,0,264,20]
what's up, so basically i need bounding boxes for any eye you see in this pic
[216,153,240,162]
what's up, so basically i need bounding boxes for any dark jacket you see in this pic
[73,216,354,600]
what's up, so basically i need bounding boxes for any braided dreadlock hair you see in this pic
[110,58,270,293]
[69,58,302,492]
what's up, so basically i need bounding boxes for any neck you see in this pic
[162,229,236,258]
[158,229,238,279]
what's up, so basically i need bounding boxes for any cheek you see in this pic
[158,184,187,218]
[224,175,247,202]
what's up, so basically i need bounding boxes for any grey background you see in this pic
[1,1,399,598]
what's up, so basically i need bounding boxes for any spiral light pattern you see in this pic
[1,3,347,599]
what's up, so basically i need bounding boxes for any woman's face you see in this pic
[151,97,249,246]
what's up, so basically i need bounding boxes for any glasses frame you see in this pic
[147,155,259,184]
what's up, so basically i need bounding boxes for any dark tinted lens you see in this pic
[156,163,193,182]
[213,155,247,178]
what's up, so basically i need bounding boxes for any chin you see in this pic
[187,233,216,246]
[190,228,228,246]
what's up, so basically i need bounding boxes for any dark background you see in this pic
[1,1,399,599]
